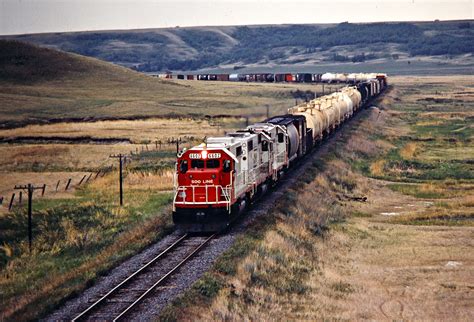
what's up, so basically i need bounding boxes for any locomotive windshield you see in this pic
[189,159,221,169]
[191,159,205,168]
[180,156,232,171]
[206,159,220,168]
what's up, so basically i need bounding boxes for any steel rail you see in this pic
[113,233,216,321]
[72,233,189,322]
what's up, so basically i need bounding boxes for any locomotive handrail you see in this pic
[173,185,232,211]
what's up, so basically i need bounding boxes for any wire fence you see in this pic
[0,136,197,212]
[0,115,233,212]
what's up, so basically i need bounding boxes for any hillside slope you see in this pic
[0,40,319,128]
[5,21,473,73]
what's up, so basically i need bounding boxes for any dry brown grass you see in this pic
[345,135,378,157]
[419,182,442,194]
[0,171,90,214]
[0,118,223,143]
[0,116,242,207]
[400,142,418,159]
[301,219,474,320]
[416,119,444,126]
[370,159,386,177]
[0,143,145,171]
[462,195,474,207]
[124,170,174,191]
[0,143,175,207]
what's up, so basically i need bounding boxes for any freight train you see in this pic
[155,72,385,84]
[172,73,387,232]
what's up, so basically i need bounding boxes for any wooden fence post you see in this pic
[78,174,87,185]
[65,178,72,191]
[8,193,15,211]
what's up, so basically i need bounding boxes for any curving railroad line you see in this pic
[72,233,216,321]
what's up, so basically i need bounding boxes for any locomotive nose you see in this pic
[187,169,221,185]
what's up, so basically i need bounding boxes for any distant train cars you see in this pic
[153,72,387,85]
[172,74,388,232]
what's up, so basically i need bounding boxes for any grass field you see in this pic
[161,75,474,320]
[1,40,472,320]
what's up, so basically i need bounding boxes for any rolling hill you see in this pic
[0,40,319,128]
[4,21,473,74]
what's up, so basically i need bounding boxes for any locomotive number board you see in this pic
[189,152,221,159]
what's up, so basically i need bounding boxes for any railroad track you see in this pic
[72,233,216,321]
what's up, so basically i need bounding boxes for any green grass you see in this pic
[392,214,474,227]
[414,119,473,142]
[352,117,474,183]
[0,175,173,321]
[387,183,445,199]
[352,211,373,218]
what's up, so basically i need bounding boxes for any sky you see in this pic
[1,0,473,35]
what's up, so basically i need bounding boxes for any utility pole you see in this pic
[109,154,128,206]
[14,183,45,253]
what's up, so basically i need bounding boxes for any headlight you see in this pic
[178,191,187,198]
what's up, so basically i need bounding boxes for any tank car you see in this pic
[321,72,336,83]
